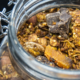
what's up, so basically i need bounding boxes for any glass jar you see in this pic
[8,0,80,80]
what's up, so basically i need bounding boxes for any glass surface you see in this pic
[0,42,24,80]
[8,0,80,79]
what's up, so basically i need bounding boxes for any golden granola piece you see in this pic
[49,8,57,13]
[36,12,46,22]
[28,48,41,57]
[45,45,72,69]
[35,29,48,37]
[50,36,60,47]
[73,26,80,46]
[28,34,38,42]
[37,38,47,47]
[61,40,75,51]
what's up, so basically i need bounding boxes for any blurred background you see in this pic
[0,1,24,80]
[0,0,13,42]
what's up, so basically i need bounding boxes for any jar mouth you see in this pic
[8,0,80,79]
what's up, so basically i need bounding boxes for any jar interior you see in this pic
[17,7,80,70]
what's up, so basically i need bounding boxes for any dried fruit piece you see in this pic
[59,8,69,13]
[46,12,60,27]
[46,8,71,38]
[28,15,37,26]
[45,45,72,69]
[59,12,71,24]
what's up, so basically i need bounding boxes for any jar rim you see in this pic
[8,0,80,79]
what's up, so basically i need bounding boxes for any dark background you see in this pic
[0,0,13,42]
[0,0,13,11]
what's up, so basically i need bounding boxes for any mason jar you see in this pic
[6,0,80,80]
